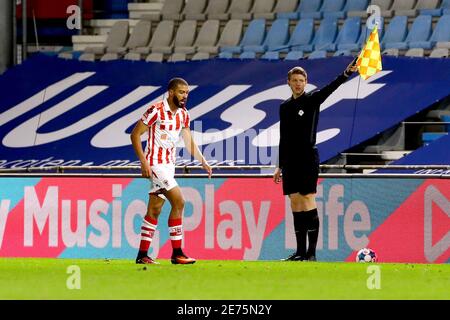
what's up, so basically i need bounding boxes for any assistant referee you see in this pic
[274,60,358,261]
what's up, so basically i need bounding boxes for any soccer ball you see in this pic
[356,248,377,262]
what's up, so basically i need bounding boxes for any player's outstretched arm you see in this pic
[181,127,212,178]
[130,120,151,178]
[312,58,358,105]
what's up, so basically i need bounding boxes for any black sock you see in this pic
[305,208,320,257]
[293,212,308,257]
[172,248,183,256]
[137,250,147,259]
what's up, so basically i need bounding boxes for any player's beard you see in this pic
[174,96,186,108]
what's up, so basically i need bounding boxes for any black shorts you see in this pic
[282,149,319,196]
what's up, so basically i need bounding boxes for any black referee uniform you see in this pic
[278,71,350,196]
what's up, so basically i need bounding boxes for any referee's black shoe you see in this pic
[281,252,305,261]
[305,255,317,262]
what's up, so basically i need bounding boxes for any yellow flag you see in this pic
[356,25,382,80]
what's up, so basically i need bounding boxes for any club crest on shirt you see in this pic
[298,110,304,116]
[161,134,168,140]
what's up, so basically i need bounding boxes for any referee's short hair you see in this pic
[287,67,307,80]
[168,77,188,91]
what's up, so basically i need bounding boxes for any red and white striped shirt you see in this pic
[141,99,190,166]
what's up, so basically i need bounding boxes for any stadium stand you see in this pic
[339,0,370,17]
[308,17,339,52]
[125,19,174,59]
[405,47,425,56]
[192,51,211,60]
[101,19,151,61]
[320,0,347,19]
[50,0,450,62]
[221,19,266,54]
[154,19,197,54]
[299,0,326,19]
[272,0,300,20]
[384,14,432,50]
[381,15,408,49]
[261,50,281,60]
[308,49,328,58]
[284,50,305,60]
[78,20,130,61]
[145,52,164,62]
[273,18,315,52]
[181,0,208,20]
[242,18,290,53]
[228,0,254,20]
[326,17,361,51]
[382,0,416,18]
[333,49,353,56]
[194,0,231,20]
[429,47,450,57]
[397,0,441,17]
[143,0,184,21]
[206,0,234,20]
[202,19,243,54]
[409,14,450,49]
[348,0,393,18]
[176,19,220,55]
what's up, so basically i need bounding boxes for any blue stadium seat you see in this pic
[385,15,432,50]
[341,0,369,14]
[422,132,448,144]
[321,0,347,19]
[261,51,280,60]
[327,17,361,51]
[337,25,364,51]
[299,0,323,19]
[337,17,384,51]
[243,19,289,53]
[284,50,305,60]
[272,19,315,53]
[239,51,256,59]
[218,51,233,59]
[381,15,408,49]
[443,0,450,14]
[333,49,353,56]
[417,0,443,16]
[409,15,450,49]
[308,50,327,59]
[311,17,339,51]
[221,19,266,53]
[421,0,450,16]
[277,1,303,19]
[325,0,369,19]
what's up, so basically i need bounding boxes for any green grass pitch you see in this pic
[0,258,448,300]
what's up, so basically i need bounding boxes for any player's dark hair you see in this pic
[168,77,188,91]
[287,67,307,80]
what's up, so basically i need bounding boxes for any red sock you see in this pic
[139,216,158,252]
[168,218,183,249]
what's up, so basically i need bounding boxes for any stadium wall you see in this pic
[0,176,448,263]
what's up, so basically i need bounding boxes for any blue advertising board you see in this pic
[0,54,449,168]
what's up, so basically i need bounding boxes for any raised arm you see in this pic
[181,127,212,178]
[310,59,359,105]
